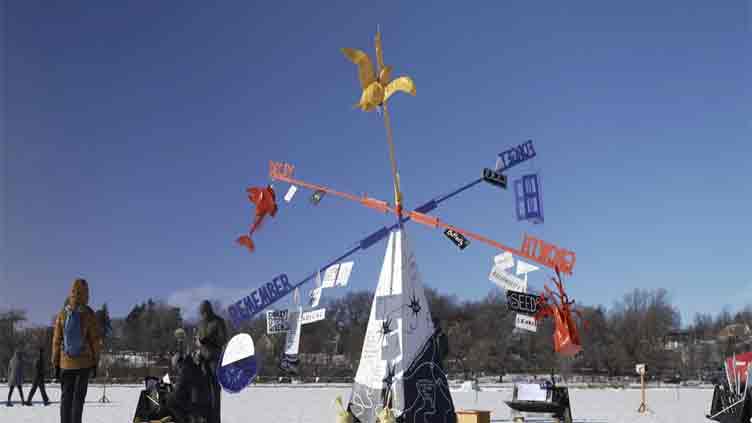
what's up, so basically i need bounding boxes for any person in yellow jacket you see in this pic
[51,278,102,423]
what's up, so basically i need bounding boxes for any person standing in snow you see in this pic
[6,349,26,406]
[26,347,50,406]
[52,278,102,423]
[196,300,228,423]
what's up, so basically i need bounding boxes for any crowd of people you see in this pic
[5,278,229,423]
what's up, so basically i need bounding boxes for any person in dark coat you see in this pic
[196,300,228,423]
[165,351,211,422]
[6,350,26,406]
[26,347,50,406]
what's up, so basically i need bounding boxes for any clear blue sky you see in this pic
[2,1,750,326]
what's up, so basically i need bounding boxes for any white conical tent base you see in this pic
[348,228,456,423]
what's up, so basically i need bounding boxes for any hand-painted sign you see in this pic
[506,290,541,315]
[322,265,338,288]
[496,140,536,172]
[514,173,544,224]
[229,274,294,326]
[311,190,326,205]
[301,308,326,325]
[217,333,257,393]
[635,364,646,375]
[308,287,322,307]
[321,262,354,288]
[335,262,353,286]
[516,260,540,276]
[444,228,470,249]
[519,234,576,275]
[489,264,527,293]
[266,310,290,334]
[269,160,295,179]
[482,168,507,189]
[284,185,298,202]
[267,308,325,333]
[494,251,515,268]
[515,314,538,332]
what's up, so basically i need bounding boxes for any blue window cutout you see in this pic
[514,173,544,224]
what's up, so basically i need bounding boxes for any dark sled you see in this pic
[707,383,752,423]
[132,376,210,423]
[132,377,175,423]
[505,382,572,423]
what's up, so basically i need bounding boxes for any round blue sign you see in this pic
[217,333,258,393]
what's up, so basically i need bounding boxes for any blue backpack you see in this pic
[63,307,84,357]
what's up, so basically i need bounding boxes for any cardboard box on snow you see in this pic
[456,410,491,423]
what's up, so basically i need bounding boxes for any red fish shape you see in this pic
[236,185,278,253]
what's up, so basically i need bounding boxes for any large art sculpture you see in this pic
[222,32,582,415]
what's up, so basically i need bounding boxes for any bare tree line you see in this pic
[0,287,748,382]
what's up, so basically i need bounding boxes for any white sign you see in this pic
[336,261,354,286]
[322,265,339,288]
[284,185,298,202]
[515,314,538,332]
[489,264,527,293]
[266,310,290,334]
[321,262,354,288]
[494,252,515,269]
[516,260,540,276]
[308,287,322,307]
[301,308,326,325]
[636,364,646,375]
[516,383,547,401]
[221,333,256,366]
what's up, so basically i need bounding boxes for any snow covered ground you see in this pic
[0,383,712,423]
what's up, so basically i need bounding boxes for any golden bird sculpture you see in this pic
[341,31,416,112]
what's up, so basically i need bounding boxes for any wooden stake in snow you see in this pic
[636,364,648,413]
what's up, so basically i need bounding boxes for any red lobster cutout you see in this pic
[533,268,586,357]
[236,185,278,253]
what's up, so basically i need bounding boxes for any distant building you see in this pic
[101,351,158,368]
[299,353,350,367]
[664,331,690,351]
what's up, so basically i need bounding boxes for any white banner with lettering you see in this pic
[515,313,538,332]
[489,264,527,293]
[301,308,326,325]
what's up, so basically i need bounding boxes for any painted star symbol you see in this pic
[381,318,393,338]
[408,294,422,317]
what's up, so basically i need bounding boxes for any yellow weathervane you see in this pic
[341,28,415,215]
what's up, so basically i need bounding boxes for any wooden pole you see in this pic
[381,102,403,215]
[638,370,647,413]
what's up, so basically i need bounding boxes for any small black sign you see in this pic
[443,228,470,250]
[482,168,507,189]
[310,190,326,205]
[506,290,541,315]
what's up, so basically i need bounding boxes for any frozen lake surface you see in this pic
[0,383,712,423]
